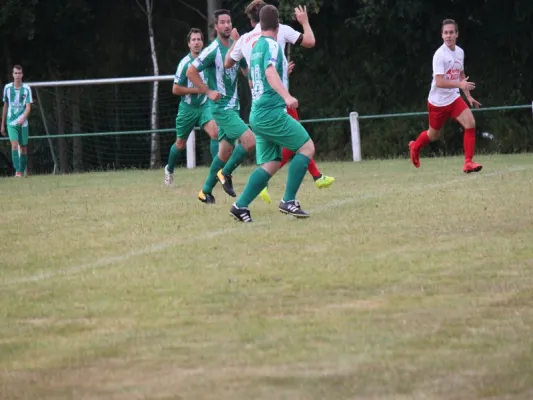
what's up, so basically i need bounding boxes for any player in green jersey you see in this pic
[1,65,32,177]
[187,9,262,204]
[230,5,315,222]
[164,28,219,187]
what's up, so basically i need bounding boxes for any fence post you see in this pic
[186,129,196,169]
[349,112,361,162]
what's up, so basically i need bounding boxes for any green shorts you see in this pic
[175,102,212,140]
[7,124,29,146]
[250,108,310,165]
[211,107,249,146]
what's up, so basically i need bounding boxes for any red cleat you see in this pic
[409,141,420,168]
[463,160,483,174]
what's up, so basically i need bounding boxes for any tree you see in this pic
[136,0,161,169]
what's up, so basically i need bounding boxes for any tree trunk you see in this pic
[71,87,83,172]
[207,0,221,41]
[55,87,68,173]
[146,0,160,169]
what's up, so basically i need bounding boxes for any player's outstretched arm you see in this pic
[265,65,298,109]
[294,6,315,48]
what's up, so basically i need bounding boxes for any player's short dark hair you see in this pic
[187,28,204,43]
[245,0,266,23]
[13,65,23,72]
[214,9,231,23]
[260,5,279,31]
[442,19,459,33]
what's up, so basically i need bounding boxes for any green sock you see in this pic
[11,150,20,173]
[19,153,27,174]
[236,168,272,208]
[222,144,248,176]
[209,139,219,161]
[202,155,225,194]
[283,153,311,202]
[167,144,185,173]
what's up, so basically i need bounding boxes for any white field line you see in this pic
[2,166,527,287]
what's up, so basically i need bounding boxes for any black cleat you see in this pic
[279,199,310,218]
[230,203,253,222]
[198,190,216,204]
[217,169,236,197]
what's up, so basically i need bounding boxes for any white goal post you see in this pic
[29,75,201,169]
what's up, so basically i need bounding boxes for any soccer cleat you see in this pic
[164,165,174,187]
[463,160,483,174]
[409,141,420,168]
[15,172,22,178]
[314,174,335,189]
[259,187,272,204]
[229,203,253,222]
[217,169,236,197]
[279,199,310,218]
[198,190,216,204]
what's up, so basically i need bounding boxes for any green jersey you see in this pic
[192,38,247,111]
[250,36,287,115]
[3,83,32,126]
[174,53,207,107]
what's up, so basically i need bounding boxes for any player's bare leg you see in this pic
[456,108,482,173]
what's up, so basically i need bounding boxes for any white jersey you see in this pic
[231,23,301,88]
[428,44,464,107]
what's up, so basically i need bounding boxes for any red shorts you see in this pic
[428,97,468,130]
[286,107,299,121]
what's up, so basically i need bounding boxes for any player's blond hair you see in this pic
[245,0,266,23]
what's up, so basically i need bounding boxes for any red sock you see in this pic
[280,147,294,168]
[463,128,476,161]
[414,130,430,150]
[307,159,321,179]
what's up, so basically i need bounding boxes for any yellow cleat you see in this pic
[314,175,336,189]
[259,187,272,204]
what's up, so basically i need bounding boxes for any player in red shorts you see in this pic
[409,18,482,173]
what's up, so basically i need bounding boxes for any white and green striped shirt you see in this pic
[174,53,207,107]
[3,83,32,126]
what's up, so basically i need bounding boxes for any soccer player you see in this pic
[225,0,335,204]
[409,19,483,173]
[230,4,315,222]
[187,9,255,204]
[1,65,32,177]
[164,28,219,187]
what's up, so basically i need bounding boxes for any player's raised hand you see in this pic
[207,90,221,102]
[459,76,475,91]
[294,5,308,25]
[288,61,296,75]
[230,28,240,41]
[467,96,482,108]
[284,95,299,109]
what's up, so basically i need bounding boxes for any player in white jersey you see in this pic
[1,65,32,177]
[225,0,335,204]
[409,19,483,173]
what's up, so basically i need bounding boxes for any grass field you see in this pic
[1,154,533,400]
